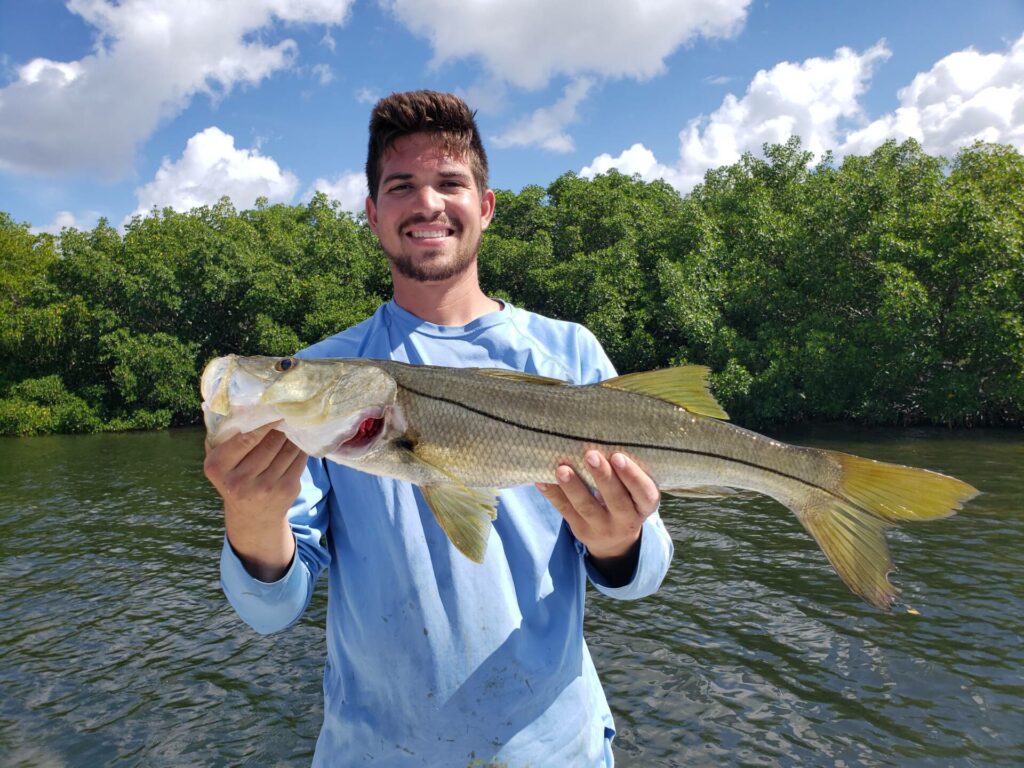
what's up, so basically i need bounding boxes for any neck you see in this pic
[391,263,501,326]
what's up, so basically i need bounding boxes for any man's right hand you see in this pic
[203,423,308,582]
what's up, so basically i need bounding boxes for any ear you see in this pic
[365,195,379,234]
[479,188,496,232]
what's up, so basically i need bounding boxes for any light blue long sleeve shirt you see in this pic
[220,300,674,767]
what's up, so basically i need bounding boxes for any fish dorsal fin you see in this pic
[470,368,568,386]
[401,447,498,563]
[600,365,729,420]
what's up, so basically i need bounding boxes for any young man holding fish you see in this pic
[204,91,674,765]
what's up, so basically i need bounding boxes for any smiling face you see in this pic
[365,132,495,284]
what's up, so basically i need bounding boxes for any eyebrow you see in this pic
[381,170,472,186]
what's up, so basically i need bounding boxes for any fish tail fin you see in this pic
[794,452,978,610]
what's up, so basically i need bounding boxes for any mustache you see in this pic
[400,214,459,230]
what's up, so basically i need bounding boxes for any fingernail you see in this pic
[611,453,626,469]
[585,452,601,468]
[535,483,549,492]
[556,466,573,483]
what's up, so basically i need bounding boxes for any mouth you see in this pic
[404,221,457,243]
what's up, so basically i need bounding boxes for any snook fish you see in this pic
[201,355,978,610]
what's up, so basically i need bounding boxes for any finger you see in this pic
[583,451,634,517]
[609,453,661,519]
[261,437,306,482]
[553,463,606,520]
[231,428,291,478]
[535,481,586,529]
[207,422,282,471]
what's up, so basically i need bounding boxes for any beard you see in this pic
[384,219,482,283]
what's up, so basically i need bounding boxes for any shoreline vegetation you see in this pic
[2,138,1022,437]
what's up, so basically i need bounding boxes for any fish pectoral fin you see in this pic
[663,485,744,499]
[469,368,568,386]
[599,366,729,420]
[421,484,499,564]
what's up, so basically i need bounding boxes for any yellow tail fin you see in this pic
[797,452,978,610]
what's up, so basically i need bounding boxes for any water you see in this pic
[1,427,1021,767]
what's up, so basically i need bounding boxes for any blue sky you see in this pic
[1,0,1022,233]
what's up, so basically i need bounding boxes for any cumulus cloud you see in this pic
[584,34,1024,195]
[584,42,892,191]
[382,0,750,90]
[842,33,1024,157]
[30,211,80,236]
[128,127,299,221]
[0,0,352,177]
[582,143,684,187]
[492,78,595,152]
[308,171,368,214]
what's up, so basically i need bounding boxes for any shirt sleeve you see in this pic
[219,457,333,634]
[571,324,675,599]
[583,513,674,600]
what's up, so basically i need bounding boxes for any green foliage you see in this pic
[1,139,1022,435]
[0,375,102,435]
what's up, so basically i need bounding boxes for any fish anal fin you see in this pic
[664,485,742,499]
[420,485,498,564]
[600,366,729,420]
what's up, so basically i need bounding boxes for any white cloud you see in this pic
[308,171,368,214]
[312,63,335,85]
[128,127,299,221]
[382,0,750,90]
[355,87,381,105]
[492,78,595,152]
[582,143,685,187]
[583,42,891,192]
[842,33,1024,157]
[30,211,80,236]
[584,34,1024,195]
[0,0,352,177]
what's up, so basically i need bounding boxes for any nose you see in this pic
[412,184,444,216]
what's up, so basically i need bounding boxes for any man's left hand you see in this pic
[536,451,661,580]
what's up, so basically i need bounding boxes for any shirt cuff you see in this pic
[585,513,673,600]
[219,535,310,634]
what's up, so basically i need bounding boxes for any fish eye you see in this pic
[275,357,298,373]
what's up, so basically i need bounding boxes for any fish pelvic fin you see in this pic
[796,452,979,610]
[402,444,498,563]
[420,485,498,564]
[599,365,729,420]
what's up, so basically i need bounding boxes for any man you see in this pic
[204,91,673,767]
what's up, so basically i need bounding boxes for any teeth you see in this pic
[409,230,448,238]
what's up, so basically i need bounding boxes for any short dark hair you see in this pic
[365,90,489,201]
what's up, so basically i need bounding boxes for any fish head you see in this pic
[201,355,398,457]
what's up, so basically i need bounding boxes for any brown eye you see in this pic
[274,357,297,373]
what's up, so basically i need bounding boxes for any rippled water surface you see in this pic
[1,427,1021,767]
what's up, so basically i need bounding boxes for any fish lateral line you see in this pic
[396,381,864,510]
